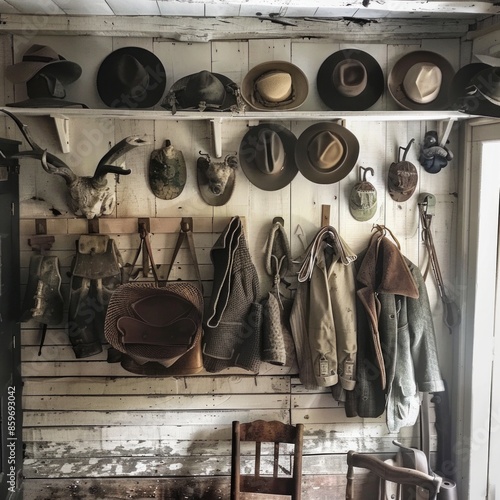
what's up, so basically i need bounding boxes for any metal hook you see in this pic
[359,166,374,182]
[398,138,415,162]
[199,151,211,162]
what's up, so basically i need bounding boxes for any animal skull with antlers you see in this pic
[1,110,149,219]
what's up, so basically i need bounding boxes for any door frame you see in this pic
[455,119,500,499]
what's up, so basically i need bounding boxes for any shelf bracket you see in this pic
[51,114,70,153]
[210,118,223,159]
[437,118,457,148]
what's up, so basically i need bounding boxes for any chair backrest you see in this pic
[346,450,442,500]
[231,420,304,500]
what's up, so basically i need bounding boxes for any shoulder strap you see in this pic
[165,217,203,291]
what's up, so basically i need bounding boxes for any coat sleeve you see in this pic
[407,262,445,393]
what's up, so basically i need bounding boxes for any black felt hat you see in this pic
[317,49,384,111]
[97,47,167,109]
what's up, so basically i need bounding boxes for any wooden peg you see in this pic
[321,205,331,227]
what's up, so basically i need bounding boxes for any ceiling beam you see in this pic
[0,14,476,41]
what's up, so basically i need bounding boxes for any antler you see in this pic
[97,136,149,168]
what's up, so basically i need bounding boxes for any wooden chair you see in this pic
[231,420,304,500]
[346,450,443,500]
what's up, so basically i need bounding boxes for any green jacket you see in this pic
[346,235,445,432]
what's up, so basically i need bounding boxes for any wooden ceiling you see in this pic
[0,0,497,20]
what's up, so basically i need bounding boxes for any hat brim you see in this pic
[241,61,309,111]
[97,47,167,109]
[295,122,360,184]
[450,63,491,105]
[6,59,82,85]
[388,50,455,110]
[6,98,88,108]
[164,72,239,111]
[239,123,298,191]
[197,164,236,206]
[317,49,384,111]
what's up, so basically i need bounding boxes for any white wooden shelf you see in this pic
[1,106,473,157]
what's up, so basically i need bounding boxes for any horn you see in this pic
[92,164,132,185]
[97,136,149,168]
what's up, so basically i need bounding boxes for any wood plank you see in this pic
[22,375,290,395]
[22,394,291,411]
[22,474,380,500]
[23,409,291,427]
[0,15,474,41]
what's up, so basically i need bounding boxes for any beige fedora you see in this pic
[388,50,454,110]
[295,122,360,184]
[241,61,309,111]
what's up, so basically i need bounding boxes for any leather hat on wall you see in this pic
[241,61,309,111]
[239,123,298,190]
[294,122,360,184]
[388,50,455,110]
[317,48,384,111]
[97,46,167,108]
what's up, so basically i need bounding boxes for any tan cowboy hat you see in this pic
[239,123,298,190]
[388,50,454,110]
[241,61,309,111]
[295,122,360,184]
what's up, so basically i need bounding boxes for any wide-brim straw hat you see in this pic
[295,122,360,184]
[5,44,82,85]
[317,48,384,111]
[239,123,298,190]
[388,50,455,110]
[241,61,309,111]
[97,46,167,108]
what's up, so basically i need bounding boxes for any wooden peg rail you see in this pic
[19,216,236,237]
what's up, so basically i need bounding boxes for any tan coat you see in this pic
[290,242,357,391]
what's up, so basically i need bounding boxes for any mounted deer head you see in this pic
[1,110,149,219]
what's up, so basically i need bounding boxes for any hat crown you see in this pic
[255,130,285,176]
[403,62,442,104]
[23,44,61,63]
[185,70,225,104]
[388,160,418,200]
[308,131,344,171]
[472,67,500,103]
[255,71,292,102]
[114,54,149,89]
[333,59,368,97]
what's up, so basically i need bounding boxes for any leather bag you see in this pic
[104,220,204,376]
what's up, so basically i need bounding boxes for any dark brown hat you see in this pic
[97,47,166,108]
[5,44,82,85]
[241,61,309,111]
[239,123,298,191]
[388,50,454,110]
[388,140,418,202]
[162,70,241,113]
[317,49,384,111]
[294,122,360,184]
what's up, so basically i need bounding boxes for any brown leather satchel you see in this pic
[104,220,204,376]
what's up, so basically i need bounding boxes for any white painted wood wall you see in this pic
[0,30,462,498]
